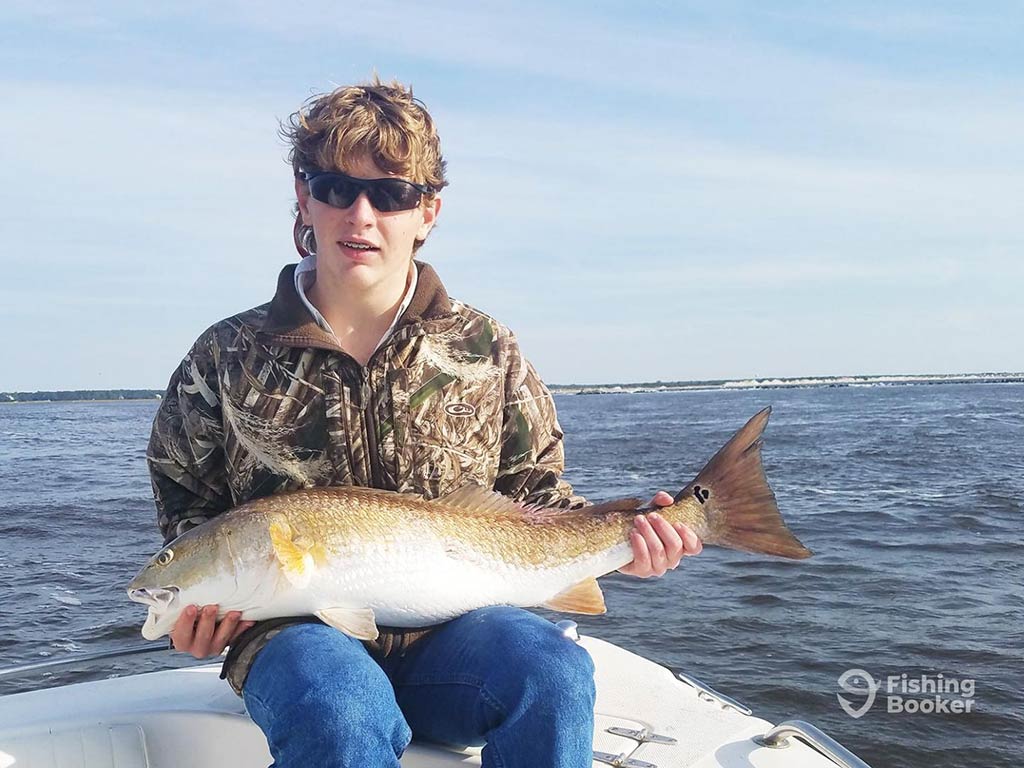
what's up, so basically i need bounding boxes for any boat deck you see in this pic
[0,635,866,768]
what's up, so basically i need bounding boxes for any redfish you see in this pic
[128,408,810,641]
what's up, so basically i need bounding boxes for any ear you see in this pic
[295,177,312,224]
[417,195,442,240]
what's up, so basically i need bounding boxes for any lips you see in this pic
[340,240,379,251]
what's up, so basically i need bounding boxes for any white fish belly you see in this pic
[301,538,635,626]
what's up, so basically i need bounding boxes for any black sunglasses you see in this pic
[302,170,431,213]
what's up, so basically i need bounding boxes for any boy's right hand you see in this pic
[170,604,255,659]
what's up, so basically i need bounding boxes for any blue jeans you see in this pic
[242,606,596,768]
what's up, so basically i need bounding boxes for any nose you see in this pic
[345,191,377,226]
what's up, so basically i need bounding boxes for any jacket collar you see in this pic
[259,260,454,351]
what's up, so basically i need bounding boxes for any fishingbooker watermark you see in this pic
[837,669,976,718]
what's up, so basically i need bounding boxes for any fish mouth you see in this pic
[127,586,180,610]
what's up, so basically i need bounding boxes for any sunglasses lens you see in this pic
[368,180,422,212]
[308,175,359,209]
[307,173,423,212]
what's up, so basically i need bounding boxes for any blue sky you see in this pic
[2,1,1022,390]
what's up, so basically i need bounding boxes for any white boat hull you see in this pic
[0,635,863,768]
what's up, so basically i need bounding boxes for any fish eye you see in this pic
[156,549,174,566]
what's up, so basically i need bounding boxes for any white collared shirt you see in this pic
[293,256,419,355]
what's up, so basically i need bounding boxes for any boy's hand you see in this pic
[618,491,702,577]
[170,604,255,659]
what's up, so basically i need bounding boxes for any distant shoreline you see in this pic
[549,372,1024,395]
[2,373,1023,403]
[0,390,163,404]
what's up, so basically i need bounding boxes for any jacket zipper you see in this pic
[359,334,407,489]
[320,331,417,490]
[360,365,383,488]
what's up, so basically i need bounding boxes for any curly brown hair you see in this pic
[283,77,447,187]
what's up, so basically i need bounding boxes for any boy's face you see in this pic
[295,154,440,292]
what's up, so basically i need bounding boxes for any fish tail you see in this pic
[675,408,812,559]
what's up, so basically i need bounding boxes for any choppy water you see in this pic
[1,384,1021,767]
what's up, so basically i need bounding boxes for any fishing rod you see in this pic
[0,642,171,679]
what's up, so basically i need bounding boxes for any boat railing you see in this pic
[755,719,872,768]
[671,669,753,715]
[665,664,872,767]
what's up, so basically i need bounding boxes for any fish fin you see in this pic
[315,607,380,641]
[567,498,644,518]
[676,407,812,559]
[437,483,532,518]
[522,497,645,524]
[269,518,317,588]
[294,535,329,567]
[440,484,644,522]
[585,498,644,514]
[543,577,607,615]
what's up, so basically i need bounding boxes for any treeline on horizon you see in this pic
[1,390,163,402]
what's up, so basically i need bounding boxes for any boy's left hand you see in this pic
[618,491,703,578]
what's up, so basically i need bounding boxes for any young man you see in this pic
[148,78,701,768]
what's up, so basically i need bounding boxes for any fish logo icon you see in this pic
[837,668,878,719]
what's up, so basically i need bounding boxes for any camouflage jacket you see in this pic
[147,260,584,693]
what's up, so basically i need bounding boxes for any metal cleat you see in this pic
[593,751,657,768]
[605,726,677,745]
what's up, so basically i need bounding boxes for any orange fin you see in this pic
[269,517,319,588]
[676,407,812,559]
[543,577,607,615]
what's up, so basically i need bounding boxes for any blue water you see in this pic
[1,384,1021,767]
